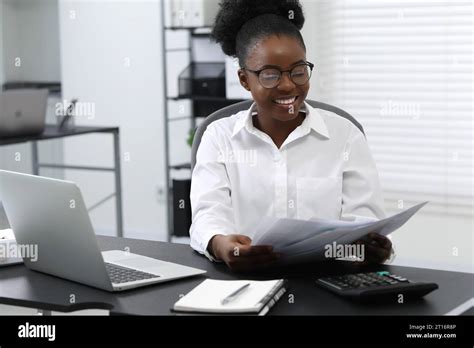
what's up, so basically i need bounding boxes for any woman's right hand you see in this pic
[208,234,280,272]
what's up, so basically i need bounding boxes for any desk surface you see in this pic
[0,236,472,315]
[0,125,119,146]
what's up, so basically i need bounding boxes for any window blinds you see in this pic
[312,0,473,215]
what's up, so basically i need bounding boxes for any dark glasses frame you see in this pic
[242,61,315,89]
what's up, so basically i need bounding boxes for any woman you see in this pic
[189,0,393,272]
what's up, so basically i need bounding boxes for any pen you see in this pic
[221,283,250,305]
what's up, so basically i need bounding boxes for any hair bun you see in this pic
[211,0,305,57]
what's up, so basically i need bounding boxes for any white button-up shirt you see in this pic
[190,102,386,260]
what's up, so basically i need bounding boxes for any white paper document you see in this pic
[251,202,428,264]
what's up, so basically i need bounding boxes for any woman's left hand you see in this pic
[355,233,393,264]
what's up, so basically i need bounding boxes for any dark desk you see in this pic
[0,236,472,315]
[0,125,123,237]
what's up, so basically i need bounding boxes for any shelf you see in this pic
[3,81,61,94]
[168,95,245,102]
[164,26,212,31]
[167,115,193,122]
[165,47,191,52]
[161,13,232,240]
[169,163,191,170]
[168,115,209,122]
[167,97,247,119]
[164,26,212,37]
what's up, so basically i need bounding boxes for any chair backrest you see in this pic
[191,99,364,172]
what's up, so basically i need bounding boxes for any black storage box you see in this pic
[172,179,192,237]
[178,62,226,97]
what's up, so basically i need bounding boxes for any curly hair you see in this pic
[211,0,306,67]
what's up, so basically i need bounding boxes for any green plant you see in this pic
[187,128,196,147]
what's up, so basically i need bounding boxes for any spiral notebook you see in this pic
[173,279,287,315]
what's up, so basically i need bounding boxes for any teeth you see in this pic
[274,97,296,105]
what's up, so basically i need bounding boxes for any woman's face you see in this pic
[238,35,309,122]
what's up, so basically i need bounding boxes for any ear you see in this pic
[238,69,251,91]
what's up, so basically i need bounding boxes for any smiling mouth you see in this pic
[272,96,299,105]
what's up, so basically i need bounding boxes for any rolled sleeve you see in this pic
[341,126,387,221]
[189,125,236,260]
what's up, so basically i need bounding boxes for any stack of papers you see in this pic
[251,202,428,264]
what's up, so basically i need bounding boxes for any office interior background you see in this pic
[0,0,471,297]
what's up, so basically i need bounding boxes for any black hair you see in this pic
[211,0,306,67]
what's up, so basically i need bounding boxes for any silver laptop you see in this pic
[0,89,48,137]
[0,231,23,267]
[0,170,206,291]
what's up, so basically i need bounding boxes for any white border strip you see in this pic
[445,298,474,316]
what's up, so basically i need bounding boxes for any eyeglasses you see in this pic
[243,61,314,89]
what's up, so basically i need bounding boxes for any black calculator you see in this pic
[316,271,438,302]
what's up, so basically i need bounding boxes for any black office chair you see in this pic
[191,99,364,172]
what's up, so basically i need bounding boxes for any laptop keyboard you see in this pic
[105,262,160,284]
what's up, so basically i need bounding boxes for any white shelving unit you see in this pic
[161,0,246,240]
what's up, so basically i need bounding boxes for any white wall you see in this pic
[387,210,473,273]
[0,0,4,86]
[2,0,61,82]
[301,0,473,273]
[58,0,167,240]
[0,0,5,229]
[0,0,63,184]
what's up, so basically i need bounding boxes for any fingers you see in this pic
[238,244,274,257]
[367,233,392,250]
[235,234,252,245]
[223,241,280,272]
[238,253,280,267]
[225,246,278,262]
[227,253,280,272]
[232,235,273,256]
[365,243,390,263]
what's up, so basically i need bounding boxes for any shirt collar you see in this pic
[231,101,330,139]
